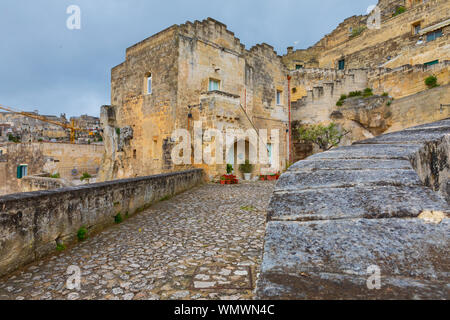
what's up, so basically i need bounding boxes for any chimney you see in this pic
[287,46,294,54]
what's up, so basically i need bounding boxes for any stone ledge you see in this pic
[257,118,450,299]
[257,218,449,300]
[0,169,203,203]
[268,186,449,222]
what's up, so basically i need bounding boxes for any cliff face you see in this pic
[331,95,393,146]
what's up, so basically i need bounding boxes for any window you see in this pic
[295,64,303,70]
[267,144,273,166]
[338,59,345,70]
[209,79,220,91]
[276,90,282,105]
[426,29,443,42]
[424,60,439,67]
[17,165,28,179]
[412,22,421,35]
[147,74,152,94]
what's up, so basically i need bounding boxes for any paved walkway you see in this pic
[0,181,275,300]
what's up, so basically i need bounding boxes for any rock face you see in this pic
[256,119,450,300]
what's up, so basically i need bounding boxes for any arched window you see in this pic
[146,73,152,94]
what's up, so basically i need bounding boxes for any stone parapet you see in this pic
[256,119,450,299]
[0,169,204,278]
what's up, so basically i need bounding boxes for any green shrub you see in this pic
[114,213,123,224]
[77,227,88,241]
[56,243,66,251]
[226,164,233,174]
[348,91,362,97]
[340,94,347,100]
[50,173,60,179]
[298,123,348,151]
[8,134,20,143]
[115,128,121,136]
[350,26,366,38]
[160,195,171,202]
[425,75,438,89]
[336,100,343,106]
[393,6,406,17]
[387,101,392,106]
[239,159,253,174]
[80,172,92,181]
[382,92,389,97]
[363,88,373,97]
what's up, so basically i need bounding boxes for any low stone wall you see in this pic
[256,119,450,299]
[19,175,74,193]
[0,169,204,278]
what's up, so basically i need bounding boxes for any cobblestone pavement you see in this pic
[0,181,275,300]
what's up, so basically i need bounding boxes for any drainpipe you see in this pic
[287,75,293,165]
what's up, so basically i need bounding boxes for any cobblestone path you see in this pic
[0,182,275,300]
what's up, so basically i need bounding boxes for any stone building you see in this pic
[100,18,290,181]
[70,114,101,142]
[0,142,104,196]
[0,111,69,142]
[100,0,449,181]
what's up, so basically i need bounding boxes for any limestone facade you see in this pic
[0,142,104,195]
[100,19,289,181]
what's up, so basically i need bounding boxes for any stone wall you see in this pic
[101,18,289,182]
[410,133,450,202]
[0,169,204,278]
[369,61,450,98]
[0,142,104,196]
[386,84,450,132]
[256,119,450,299]
[282,0,450,70]
[291,69,368,124]
[19,175,73,193]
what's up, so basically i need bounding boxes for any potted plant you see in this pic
[267,173,277,181]
[239,160,253,181]
[220,175,229,185]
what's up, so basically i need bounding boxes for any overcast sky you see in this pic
[0,0,375,118]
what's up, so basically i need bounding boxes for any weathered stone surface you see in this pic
[276,169,422,191]
[257,119,450,300]
[0,169,204,278]
[308,144,421,160]
[257,219,449,300]
[357,127,450,145]
[268,186,449,222]
[0,181,274,300]
[290,159,412,171]
[410,134,450,203]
